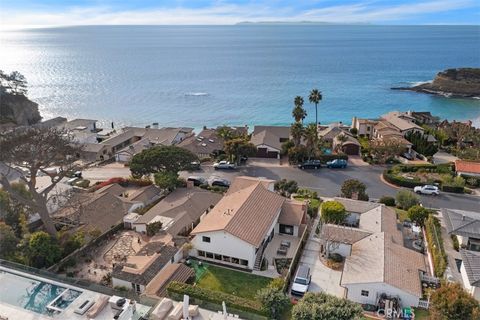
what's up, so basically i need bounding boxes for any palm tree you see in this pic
[303,123,319,157]
[292,105,307,123]
[291,122,304,147]
[294,96,304,108]
[309,89,322,125]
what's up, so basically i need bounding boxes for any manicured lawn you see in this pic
[414,309,430,319]
[195,263,272,300]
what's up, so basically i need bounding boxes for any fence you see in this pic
[48,222,123,272]
[283,221,311,292]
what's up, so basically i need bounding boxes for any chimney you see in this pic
[186,180,194,189]
[152,122,159,129]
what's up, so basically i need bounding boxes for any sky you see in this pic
[0,0,479,28]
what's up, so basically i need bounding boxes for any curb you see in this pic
[379,173,401,189]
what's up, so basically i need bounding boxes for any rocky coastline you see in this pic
[392,68,480,98]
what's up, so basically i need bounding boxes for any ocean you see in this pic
[1,25,479,129]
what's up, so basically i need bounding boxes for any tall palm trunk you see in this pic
[315,102,318,125]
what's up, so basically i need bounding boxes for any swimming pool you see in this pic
[0,269,82,316]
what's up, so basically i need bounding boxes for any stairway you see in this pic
[254,246,265,270]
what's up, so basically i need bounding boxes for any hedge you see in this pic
[441,185,464,193]
[425,216,447,277]
[461,174,480,188]
[166,281,266,316]
[383,170,427,188]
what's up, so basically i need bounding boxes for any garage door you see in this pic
[342,144,360,155]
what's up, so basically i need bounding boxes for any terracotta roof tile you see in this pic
[455,160,480,174]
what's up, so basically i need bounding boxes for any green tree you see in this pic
[256,287,290,319]
[308,89,322,125]
[292,96,307,123]
[27,231,62,268]
[303,123,319,157]
[146,221,163,237]
[396,189,420,210]
[430,282,480,320]
[281,140,295,156]
[340,179,369,201]
[0,184,30,237]
[63,231,86,256]
[287,145,309,164]
[223,138,257,164]
[274,179,298,197]
[292,292,363,320]
[405,131,438,157]
[335,134,349,153]
[0,127,83,236]
[130,145,198,177]
[291,122,304,147]
[407,205,430,226]
[0,222,18,259]
[216,125,235,141]
[321,201,347,225]
[154,171,179,191]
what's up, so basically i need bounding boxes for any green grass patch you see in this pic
[414,309,430,319]
[195,263,271,300]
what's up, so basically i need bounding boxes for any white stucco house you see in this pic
[250,126,290,159]
[443,208,480,251]
[460,250,480,301]
[190,176,307,270]
[319,199,430,309]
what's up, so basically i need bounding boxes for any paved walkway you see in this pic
[295,218,345,298]
[437,211,463,283]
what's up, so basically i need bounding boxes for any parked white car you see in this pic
[213,160,236,170]
[290,265,311,297]
[414,185,440,195]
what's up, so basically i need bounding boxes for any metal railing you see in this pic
[0,259,157,307]
[418,299,430,309]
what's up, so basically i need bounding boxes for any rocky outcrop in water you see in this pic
[392,68,480,98]
[0,93,42,128]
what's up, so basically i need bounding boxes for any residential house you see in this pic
[191,176,307,270]
[58,119,100,144]
[455,160,480,177]
[319,200,429,308]
[380,111,424,137]
[443,208,480,251]
[351,117,379,139]
[333,133,361,155]
[130,187,222,236]
[80,143,109,162]
[112,241,182,293]
[408,111,440,126]
[178,126,248,159]
[318,125,349,143]
[250,126,290,158]
[460,249,480,301]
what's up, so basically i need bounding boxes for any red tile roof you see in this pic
[455,160,480,174]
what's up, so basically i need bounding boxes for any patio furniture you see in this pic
[151,298,173,320]
[280,240,291,248]
[277,246,288,256]
[166,303,183,320]
[86,296,108,318]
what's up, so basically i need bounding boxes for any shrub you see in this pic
[383,169,427,188]
[329,253,343,263]
[74,179,90,188]
[441,185,464,193]
[256,287,290,319]
[321,201,347,224]
[167,281,265,315]
[396,190,419,210]
[146,221,163,237]
[340,179,369,201]
[425,216,447,277]
[127,177,152,186]
[292,292,363,320]
[379,196,396,207]
[407,205,430,227]
[451,235,459,252]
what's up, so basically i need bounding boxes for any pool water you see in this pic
[323,148,332,155]
[0,270,81,316]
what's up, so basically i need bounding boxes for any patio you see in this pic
[263,234,301,265]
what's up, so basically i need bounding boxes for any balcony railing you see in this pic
[418,299,430,309]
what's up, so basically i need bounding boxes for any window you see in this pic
[214,254,222,260]
[367,126,371,132]
[206,252,213,259]
[240,259,249,266]
[280,224,294,235]
[197,250,205,257]
[202,236,211,243]
[361,290,369,297]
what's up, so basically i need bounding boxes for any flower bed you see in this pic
[424,216,447,277]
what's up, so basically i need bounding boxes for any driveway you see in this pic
[293,218,345,298]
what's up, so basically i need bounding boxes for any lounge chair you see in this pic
[166,304,183,320]
[86,296,108,318]
[150,298,173,320]
[74,299,94,315]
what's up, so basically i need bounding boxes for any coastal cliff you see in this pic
[0,93,42,127]
[392,68,480,98]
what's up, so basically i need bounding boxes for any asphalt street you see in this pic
[83,162,480,212]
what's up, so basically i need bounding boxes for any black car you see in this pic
[298,160,322,169]
[209,177,230,188]
[187,176,206,186]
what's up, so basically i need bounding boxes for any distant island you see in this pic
[392,68,480,98]
[236,21,370,25]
